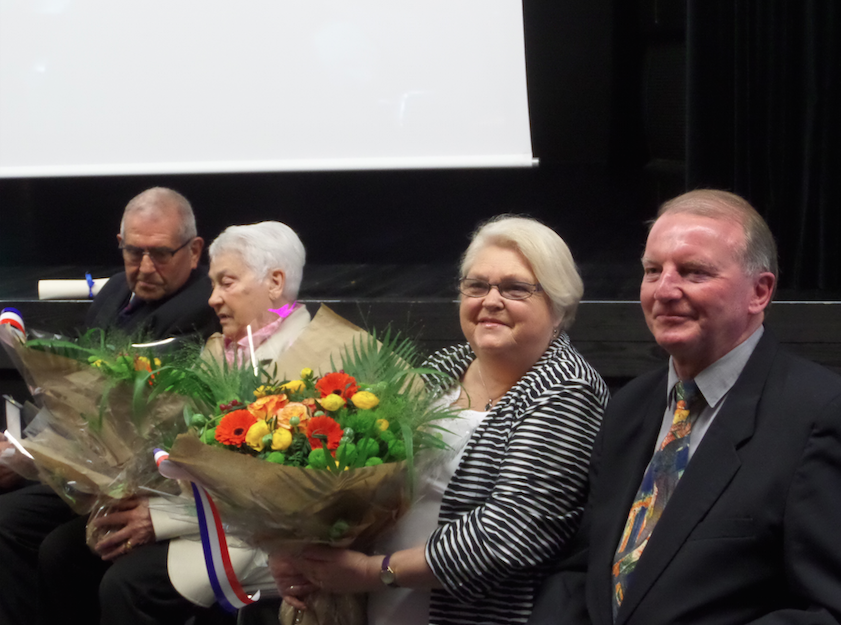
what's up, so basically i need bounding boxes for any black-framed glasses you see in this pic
[458,277,543,300]
[119,239,192,266]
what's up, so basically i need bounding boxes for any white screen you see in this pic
[0,0,534,176]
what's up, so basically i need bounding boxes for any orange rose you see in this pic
[248,394,289,419]
[276,402,311,429]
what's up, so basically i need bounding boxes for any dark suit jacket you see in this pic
[84,267,219,341]
[531,331,841,625]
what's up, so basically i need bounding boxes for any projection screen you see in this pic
[0,0,535,177]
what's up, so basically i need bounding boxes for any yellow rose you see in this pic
[271,428,293,451]
[351,391,379,410]
[375,419,389,431]
[281,380,306,393]
[320,394,346,412]
[300,368,313,378]
[245,420,271,451]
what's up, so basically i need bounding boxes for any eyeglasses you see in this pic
[458,277,543,300]
[119,239,192,266]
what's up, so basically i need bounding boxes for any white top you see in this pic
[367,387,488,625]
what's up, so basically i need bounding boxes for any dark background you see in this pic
[1,0,839,297]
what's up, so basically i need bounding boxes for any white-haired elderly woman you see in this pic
[270,216,609,625]
[36,222,309,625]
[204,221,310,368]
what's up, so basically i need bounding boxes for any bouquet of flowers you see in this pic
[0,323,191,518]
[160,306,457,625]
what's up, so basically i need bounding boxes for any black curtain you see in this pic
[687,0,840,292]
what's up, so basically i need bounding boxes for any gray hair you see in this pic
[657,189,779,279]
[460,215,584,331]
[208,221,306,300]
[120,187,197,243]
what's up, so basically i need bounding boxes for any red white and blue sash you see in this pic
[154,449,260,613]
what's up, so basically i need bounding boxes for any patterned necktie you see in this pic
[611,379,704,619]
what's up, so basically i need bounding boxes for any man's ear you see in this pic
[117,233,123,246]
[749,271,776,314]
[188,237,204,270]
[268,269,286,302]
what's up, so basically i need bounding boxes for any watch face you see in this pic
[380,568,397,586]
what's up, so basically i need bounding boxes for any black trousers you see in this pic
[38,515,235,625]
[0,483,77,625]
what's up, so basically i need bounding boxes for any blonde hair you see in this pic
[460,215,583,331]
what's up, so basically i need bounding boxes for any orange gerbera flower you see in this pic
[305,415,343,450]
[215,410,257,446]
[315,372,358,400]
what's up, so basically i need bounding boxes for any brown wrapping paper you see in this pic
[168,433,411,550]
[0,326,186,513]
[269,305,371,380]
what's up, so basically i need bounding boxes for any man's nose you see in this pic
[138,253,157,274]
[653,269,682,300]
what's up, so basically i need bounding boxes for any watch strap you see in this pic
[380,554,399,588]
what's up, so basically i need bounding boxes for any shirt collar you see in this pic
[223,302,301,365]
[666,325,764,409]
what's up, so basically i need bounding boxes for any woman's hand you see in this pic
[268,551,321,611]
[297,545,381,594]
[91,496,155,560]
[270,544,440,610]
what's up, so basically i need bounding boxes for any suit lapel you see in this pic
[614,332,779,624]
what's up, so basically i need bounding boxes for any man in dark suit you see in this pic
[530,189,841,625]
[85,186,219,339]
[0,186,220,624]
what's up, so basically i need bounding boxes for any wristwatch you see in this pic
[380,554,399,588]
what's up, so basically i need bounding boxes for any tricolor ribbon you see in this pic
[0,307,25,335]
[154,449,260,613]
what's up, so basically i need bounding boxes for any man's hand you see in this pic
[91,496,155,561]
[0,438,28,491]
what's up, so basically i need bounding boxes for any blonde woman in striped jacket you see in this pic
[270,216,609,625]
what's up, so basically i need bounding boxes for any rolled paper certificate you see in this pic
[38,278,109,300]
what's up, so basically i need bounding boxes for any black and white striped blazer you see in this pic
[423,334,608,625]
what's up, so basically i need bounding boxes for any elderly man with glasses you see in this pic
[0,187,220,625]
[85,186,219,339]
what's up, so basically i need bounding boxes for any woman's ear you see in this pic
[268,269,286,302]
